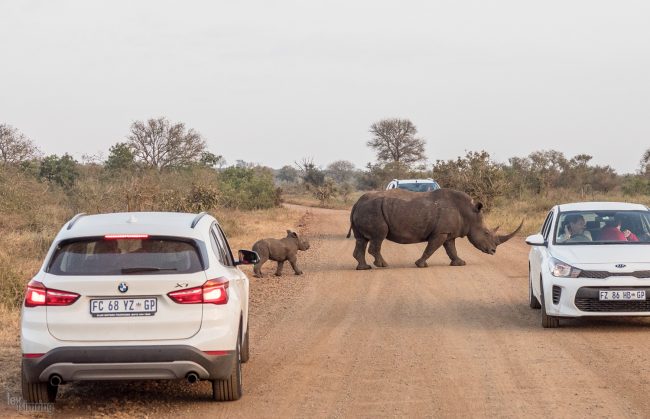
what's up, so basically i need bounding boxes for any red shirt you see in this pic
[600,227,639,242]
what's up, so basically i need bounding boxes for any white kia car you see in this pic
[21,212,258,403]
[526,202,650,328]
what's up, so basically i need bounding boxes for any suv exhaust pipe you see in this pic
[186,372,199,384]
[49,374,62,387]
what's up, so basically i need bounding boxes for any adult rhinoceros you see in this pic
[346,188,522,270]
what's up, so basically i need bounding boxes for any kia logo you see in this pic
[615,264,626,269]
[118,282,128,293]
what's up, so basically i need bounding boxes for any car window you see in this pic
[210,224,234,267]
[48,237,203,275]
[216,225,235,265]
[541,211,554,240]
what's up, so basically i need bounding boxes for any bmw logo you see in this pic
[118,282,128,293]
[615,264,626,269]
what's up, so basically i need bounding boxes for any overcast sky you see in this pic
[1,0,649,173]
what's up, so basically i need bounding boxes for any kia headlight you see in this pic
[549,257,582,278]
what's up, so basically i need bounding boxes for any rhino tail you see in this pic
[346,200,359,239]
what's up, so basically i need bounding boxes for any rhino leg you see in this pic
[254,255,268,278]
[368,239,388,268]
[288,255,303,275]
[353,238,372,270]
[443,239,466,266]
[415,234,448,268]
[274,261,284,276]
[253,245,269,278]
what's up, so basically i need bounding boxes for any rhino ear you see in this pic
[286,229,293,236]
[291,232,299,238]
[474,202,484,213]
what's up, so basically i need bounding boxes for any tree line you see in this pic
[1,117,649,211]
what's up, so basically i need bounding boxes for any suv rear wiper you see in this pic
[121,267,178,274]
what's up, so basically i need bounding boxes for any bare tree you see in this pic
[641,148,650,177]
[127,117,206,170]
[0,124,41,165]
[294,157,325,186]
[367,118,426,167]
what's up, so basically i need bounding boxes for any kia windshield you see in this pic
[554,210,650,245]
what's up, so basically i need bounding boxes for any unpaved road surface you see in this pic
[5,205,650,418]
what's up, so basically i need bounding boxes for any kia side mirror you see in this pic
[525,234,547,246]
[236,250,260,265]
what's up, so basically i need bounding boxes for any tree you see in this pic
[295,157,325,187]
[527,150,568,194]
[276,165,299,183]
[431,151,506,209]
[367,118,426,168]
[127,117,206,170]
[0,124,40,165]
[641,148,650,177]
[326,160,355,184]
[105,142,135,171]
[39,154,79,190]
[199,151,225,169]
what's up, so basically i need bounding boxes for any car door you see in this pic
[210,223,248,325]
[530,209,555,296]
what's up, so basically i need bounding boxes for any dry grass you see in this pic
[282,192,363,210]
[214,206,304,251]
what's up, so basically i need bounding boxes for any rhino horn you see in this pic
[497,220,524,245]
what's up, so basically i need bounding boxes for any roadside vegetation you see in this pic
[1,117,649,308]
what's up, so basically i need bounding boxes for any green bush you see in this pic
[39,154,79,190]
[218,166,281,210]
[622,175,650,196]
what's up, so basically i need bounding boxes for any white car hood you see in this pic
[551,244,650,266]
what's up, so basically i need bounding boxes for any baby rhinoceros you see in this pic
[252,230,310,278]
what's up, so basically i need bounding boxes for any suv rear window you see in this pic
[47,237,203,275]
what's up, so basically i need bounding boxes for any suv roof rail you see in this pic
[66,213,87,230]
[191,212,208,229]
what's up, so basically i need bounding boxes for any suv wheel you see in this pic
[21,361,57,403]
[212,328,243,401]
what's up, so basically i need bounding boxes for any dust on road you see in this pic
[4,205,650,418]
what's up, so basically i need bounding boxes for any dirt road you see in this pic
[6,205,650,418]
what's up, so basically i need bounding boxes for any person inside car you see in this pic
[600,216,639,242]
[558,214,592,243]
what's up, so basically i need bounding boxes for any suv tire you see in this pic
[212,328,243,401]
[21,361,57,403]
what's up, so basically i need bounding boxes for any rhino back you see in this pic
[353,189,475,244]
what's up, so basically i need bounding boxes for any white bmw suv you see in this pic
[21,212,258,403]
[526,202,650,328]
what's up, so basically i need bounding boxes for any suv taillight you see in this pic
[167,278,229,305]
[24,280,80,307]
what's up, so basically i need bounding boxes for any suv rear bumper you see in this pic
[23,345,234,383]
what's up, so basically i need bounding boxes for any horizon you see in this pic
[1,1,649,174]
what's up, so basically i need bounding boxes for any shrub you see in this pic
[432,151,506,210]
[218,166,281,210]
